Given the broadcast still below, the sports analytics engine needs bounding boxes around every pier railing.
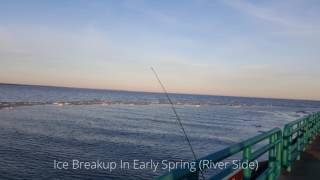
[157,111,320,180]
[157,128,282,180]
[282,112,320,172]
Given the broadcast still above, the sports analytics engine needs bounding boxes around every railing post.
[243,146,251,180]
[317,113,320,134]
[297,122,302,160]
[276,132,282,177]
[318,113,320,133]
[308,116,312,144]
[282,126,291,172]
[302,119,307,151]
[316,114,318,134]
[311,115,315,140]
[268,134,276,180]
[288,127,293,172]
[303,119,307,151]
[313,114,317,139]
[315,113,319,135]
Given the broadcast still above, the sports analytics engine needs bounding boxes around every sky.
[0,0,320,100]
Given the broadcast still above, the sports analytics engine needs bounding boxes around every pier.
[280,135,320,180]
[157,112,320,180]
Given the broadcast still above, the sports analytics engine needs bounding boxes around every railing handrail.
[284,117,305,127]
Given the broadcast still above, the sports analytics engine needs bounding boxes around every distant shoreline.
[0,82,319,102]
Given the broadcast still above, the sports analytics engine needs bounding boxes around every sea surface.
[0,84,320,179]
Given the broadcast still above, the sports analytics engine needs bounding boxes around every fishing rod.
[151,67,205,180]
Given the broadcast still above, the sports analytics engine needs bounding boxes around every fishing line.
[151,67,205,180]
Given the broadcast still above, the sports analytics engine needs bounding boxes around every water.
[0,84,320,179]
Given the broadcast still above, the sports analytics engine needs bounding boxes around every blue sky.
[0,0,320,100]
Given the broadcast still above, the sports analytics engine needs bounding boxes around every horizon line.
[1,82,320,102]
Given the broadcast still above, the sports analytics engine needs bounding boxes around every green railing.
[157,112,320,180]
[157,128,282,180]
[282,112,320,172]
